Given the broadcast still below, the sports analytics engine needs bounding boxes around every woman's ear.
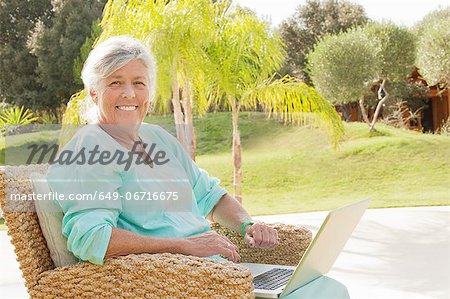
[89,89,98,104]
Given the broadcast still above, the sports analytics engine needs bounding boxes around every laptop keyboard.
[253,268,294,290]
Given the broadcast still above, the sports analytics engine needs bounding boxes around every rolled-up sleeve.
[191,168,227,217]
[62,208,119,265]
[47,132,123,265]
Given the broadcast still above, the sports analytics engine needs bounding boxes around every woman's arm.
[105,228,183,258]
[208,193,279,249]
[105,227,240,262]
[206,193,251,233]
[150,127,277,250]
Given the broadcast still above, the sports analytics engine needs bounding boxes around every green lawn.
[0,129,60,165]
[145,112,449,214]
[0,218,6,231]
[0,112,449,220]
[187,113,449,215]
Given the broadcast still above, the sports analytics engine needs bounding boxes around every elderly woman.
[47,36,278,266]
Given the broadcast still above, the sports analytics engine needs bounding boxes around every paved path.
[1,206,449,299]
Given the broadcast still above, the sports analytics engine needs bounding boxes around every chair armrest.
[212,223,312,266]
[32,253,254,299]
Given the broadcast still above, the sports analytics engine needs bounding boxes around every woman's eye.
[134,81,146,86]
[109,81,120,86]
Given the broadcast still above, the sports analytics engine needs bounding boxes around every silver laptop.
[242,199,371,298]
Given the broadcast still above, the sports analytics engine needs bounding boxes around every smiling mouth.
[116,105,138,111]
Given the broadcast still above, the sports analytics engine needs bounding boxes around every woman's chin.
[99,119,143,127]
[116,120,142,127]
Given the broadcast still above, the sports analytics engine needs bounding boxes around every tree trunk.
[171,69,187,151]
[231,102,242,203]
[182,83,196,160]
[359,96,370,124]
[369,80,389,132]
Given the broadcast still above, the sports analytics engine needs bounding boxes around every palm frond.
[60,90,89,147]
[243,76,345,147]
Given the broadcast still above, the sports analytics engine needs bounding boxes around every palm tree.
[203,5,345,202]
[62,0,344,203]
[99,0,219,159]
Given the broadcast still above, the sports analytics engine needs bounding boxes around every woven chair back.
[0,164,54,293]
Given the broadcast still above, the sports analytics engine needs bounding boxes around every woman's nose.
[122,84,136,98]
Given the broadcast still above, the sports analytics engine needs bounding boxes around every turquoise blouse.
[47,124,227,265]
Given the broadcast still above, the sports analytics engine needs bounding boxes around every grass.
[0,218,6,231]
[147,112,449,214]
[0,112,449,219]
[0,129,60,165]
[183,113,449,215]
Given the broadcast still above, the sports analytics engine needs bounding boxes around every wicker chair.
[0,164,312,299]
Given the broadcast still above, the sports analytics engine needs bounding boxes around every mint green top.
[275,276,349,299]
[47,124,227,265]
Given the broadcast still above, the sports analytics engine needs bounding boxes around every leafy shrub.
[38,112,58,124]
[0,106,39,135]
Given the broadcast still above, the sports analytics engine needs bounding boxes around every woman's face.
[92,60,150,126]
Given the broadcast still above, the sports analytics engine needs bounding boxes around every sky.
[233,0,449,28]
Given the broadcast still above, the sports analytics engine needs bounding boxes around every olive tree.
[307,28,378,124]
[363,22,416,131]
[278,0,368,83]
[308,22,417,131]
[415,8,450,88]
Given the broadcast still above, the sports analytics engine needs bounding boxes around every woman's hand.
[181,231,240,263]
[244,223,279,249]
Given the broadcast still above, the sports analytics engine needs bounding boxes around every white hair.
[81,35,157,102]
